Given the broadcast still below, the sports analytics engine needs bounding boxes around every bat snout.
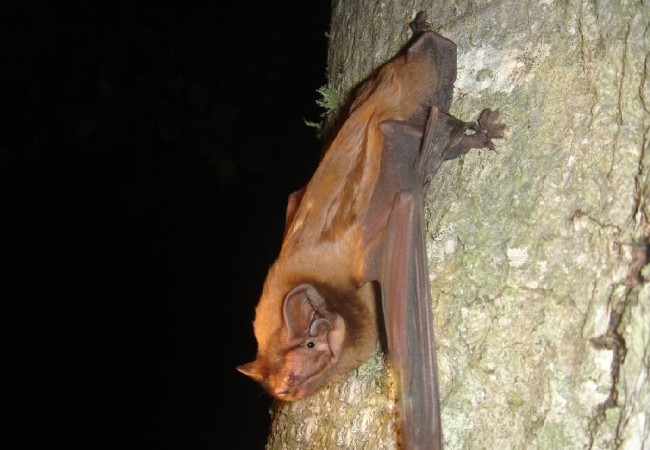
[270,372,301,399]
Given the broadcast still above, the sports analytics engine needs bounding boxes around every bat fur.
[238,11,505,449]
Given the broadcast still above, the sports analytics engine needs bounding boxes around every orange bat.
[238,11,505,449]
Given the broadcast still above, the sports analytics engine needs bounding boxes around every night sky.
[3,2,331,448]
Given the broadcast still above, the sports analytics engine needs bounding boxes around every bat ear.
[236,360,264,383]
[283,284,331,343]
[309,318,332,338]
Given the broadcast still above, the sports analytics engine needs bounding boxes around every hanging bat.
[238,11,505,450]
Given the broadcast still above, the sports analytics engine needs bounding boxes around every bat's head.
[237,283,346,401]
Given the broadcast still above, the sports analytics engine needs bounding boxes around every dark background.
[3,1,331,448]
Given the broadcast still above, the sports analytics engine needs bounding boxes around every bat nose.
[284,373,296,386]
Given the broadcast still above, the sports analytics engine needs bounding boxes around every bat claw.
[409,11,432,34]
[478,108,507,139]
[476,109,507,151]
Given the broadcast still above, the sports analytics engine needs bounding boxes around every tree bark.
[267,1,650,448]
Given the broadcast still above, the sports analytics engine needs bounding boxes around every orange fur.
[240,23,451,401]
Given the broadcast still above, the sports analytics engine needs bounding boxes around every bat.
[237,11,505,449]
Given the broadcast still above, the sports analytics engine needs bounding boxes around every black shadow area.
[2,2,330,449]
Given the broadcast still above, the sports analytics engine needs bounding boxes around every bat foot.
[409,11,432,34]
[478,108,507,141]
[467,109,507,153]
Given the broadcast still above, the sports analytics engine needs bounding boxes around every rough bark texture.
[267,1,649,449]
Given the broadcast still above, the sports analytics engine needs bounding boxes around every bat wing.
[374,108,448,450]
[366,106,503,449]
[283,187,306,238]
[381,188,441,450]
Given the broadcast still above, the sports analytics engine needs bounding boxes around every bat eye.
[306,341,315,349]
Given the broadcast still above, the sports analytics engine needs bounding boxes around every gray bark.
[267,1,650,449]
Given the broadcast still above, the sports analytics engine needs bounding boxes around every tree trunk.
[267,1,649,448]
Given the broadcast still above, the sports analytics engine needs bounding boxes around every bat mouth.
[272,371,324,401]
[273,386,305,401]
[273,386,292,398]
